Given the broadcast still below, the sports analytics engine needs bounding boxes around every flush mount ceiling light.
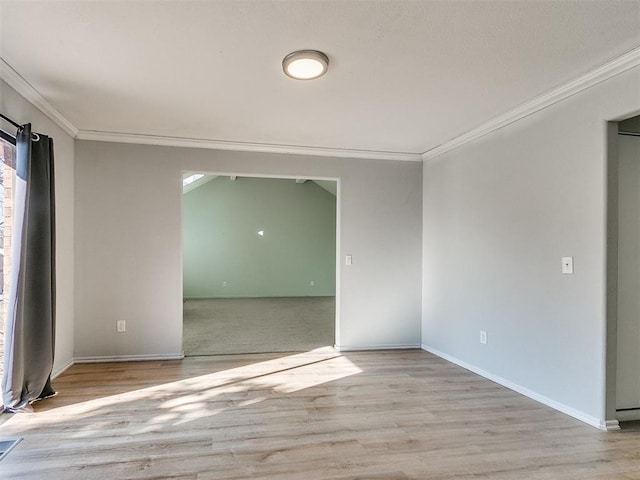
[282,50,329,80]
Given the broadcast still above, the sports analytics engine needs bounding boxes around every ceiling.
[0,1,639,159]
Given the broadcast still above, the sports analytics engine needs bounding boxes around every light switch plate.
[562,256,574,274]
[346,254,352,265]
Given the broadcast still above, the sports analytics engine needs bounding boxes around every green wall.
[183,176,336,298]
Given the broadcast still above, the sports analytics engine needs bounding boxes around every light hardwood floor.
[1,349,639,479]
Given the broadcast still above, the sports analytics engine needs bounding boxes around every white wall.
[616,133,640,410]
[74,142,422,358]
[422,65,640,427]
[0,80,75,376]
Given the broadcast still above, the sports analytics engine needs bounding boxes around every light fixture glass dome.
[282,50,329,80]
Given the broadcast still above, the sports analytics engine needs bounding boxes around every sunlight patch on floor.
[1,348,362,435]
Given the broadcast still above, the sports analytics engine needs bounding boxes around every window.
[0,137,16,380]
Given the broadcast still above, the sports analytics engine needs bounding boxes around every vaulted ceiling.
[183,174,337,197]
[1,1,639,160]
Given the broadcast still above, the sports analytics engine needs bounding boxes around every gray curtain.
[1,123,56,413]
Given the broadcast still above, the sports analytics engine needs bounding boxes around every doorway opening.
[611,114,640,424]
[181,173,338,355]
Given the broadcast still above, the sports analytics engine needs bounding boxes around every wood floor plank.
[1,349,639,479]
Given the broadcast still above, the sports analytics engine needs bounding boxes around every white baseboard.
[605,419,622,430]
[74,353,185,364]
[421,344,612,431]
[334,343,421,352]
[51,359,75,379]
[617,409,640,422]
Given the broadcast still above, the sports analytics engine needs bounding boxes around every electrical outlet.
[480,330,487,345]
[310,281,315,287]
[223,281,228,287]
[117,320,126,333]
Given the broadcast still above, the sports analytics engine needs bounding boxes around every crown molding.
[5,42,640,164]
[0,57,79,138]
[0,55,417,162]
[422,45,640,162]
[76,130,422,162]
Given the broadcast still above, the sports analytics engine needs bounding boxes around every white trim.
[422,45,640,162]
[5,44,640,164]
[617,409,640,422]
[422,344,611,430]
[51,359,74,379]
[0,57,79,138]
[76,130,423,162]
[335,343,421,352]
[334,179,342,348]
[74,353,184,364]
[605,419,622,430]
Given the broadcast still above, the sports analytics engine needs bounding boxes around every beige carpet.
[183,296,335,355]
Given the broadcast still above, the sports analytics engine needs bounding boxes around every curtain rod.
[0,128,16,145]
[0,112,20,129]
[619,131,640,137]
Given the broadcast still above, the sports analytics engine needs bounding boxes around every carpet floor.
[183,296,335,355]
